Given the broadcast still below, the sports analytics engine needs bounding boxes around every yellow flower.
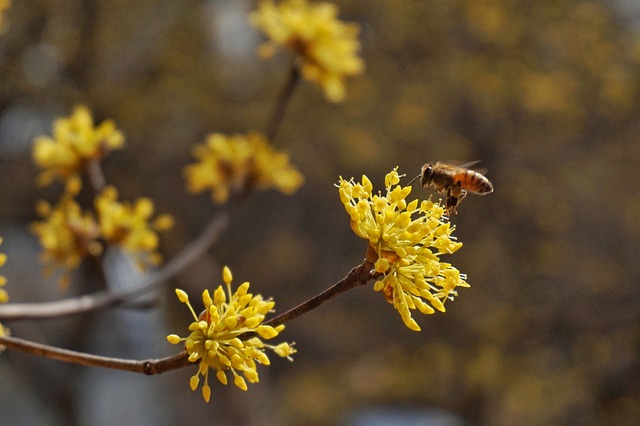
[0,0,10,33]
[0,322,8,352]
[251,0,365,102]
[0,237,6,344]
[0,236,7,303]
[184,132,304,204]
[32,106,125,194]
[95,186,173,269]
[338,168,470,331]
[167,266,296,402]
[31,199,102,288]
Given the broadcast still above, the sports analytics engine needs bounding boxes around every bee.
[411,161,494,215]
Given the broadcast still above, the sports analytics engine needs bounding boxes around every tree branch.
[265,259,375,327]
[265,62,301,141]
[0,211,230,320]
[0,335,190,375]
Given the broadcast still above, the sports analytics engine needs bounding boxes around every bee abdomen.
[458,170,494,194]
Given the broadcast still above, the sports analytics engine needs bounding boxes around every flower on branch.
[250,0,365,102]
[167,266,296,402]
[184,132,304,204]
[338,168,470,331]
[31,188,173,287]
[32,105,125,194]
[95,186,174,270]
[31,198,102,288]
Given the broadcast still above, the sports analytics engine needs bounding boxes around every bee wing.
[457,160,482,168]
[439,160,487,172]
[458,160,489,175]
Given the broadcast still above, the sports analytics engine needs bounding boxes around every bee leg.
[443,188,457,215]
[447,188,467,216]
[446,197,457,215]
[450,182,465,198]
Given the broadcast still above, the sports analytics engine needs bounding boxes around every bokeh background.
[1,0,640,425]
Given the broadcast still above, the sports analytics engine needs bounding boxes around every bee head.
[420,163,434,187]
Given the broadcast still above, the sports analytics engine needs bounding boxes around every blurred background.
[1,0,640,425]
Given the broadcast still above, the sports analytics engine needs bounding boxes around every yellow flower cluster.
[338,168,470,331]
[0,237,7,303]
[95,186,174,269]
[31,199,102,288]
[0,237,7,345]
[31,187,172,287]
[251,0,365,102]
[184,132,304,204]
[167,266,296,402]
[32,106,124,194]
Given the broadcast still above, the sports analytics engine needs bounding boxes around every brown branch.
[0,260,375,374]
[265,62,301,141]
[0,335,190,375]
[265,259,375,327]
[86,158,106,194]
[0,210,230,320]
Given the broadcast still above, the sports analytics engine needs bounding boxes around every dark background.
[1,0,639,425]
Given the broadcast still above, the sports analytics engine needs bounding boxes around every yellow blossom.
[0,323,8,352]
[32,106,125,194]
[31,199,102,288]
[338,168,470,331]
[0,237,7,303]
[167,266,296,402]
[0,0,10,33]
[184,132,304,204]
[95,186,173,269]
[251,0,365,102]
[0,237,6,347]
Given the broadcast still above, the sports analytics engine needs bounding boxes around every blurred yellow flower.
[95,186,173,269]
[32,106,125,194]
[338,168,469,331]
[0,0,10,32]
[31,199,102,288]
[184,132,304,204]
[167,266,296,402]
[0,236,6,350]
[251,0,365,102]
[0,237,7,303]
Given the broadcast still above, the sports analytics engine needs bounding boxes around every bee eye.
[420,165,433,186]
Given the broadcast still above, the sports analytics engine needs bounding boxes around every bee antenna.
[407,173,421,186]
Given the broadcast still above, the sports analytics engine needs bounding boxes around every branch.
[0,335,190,375]
[0,210,230,320]
[265,62,301,141]
[86,158,106,194]
[265,259,375,327]
[0,259,376,372]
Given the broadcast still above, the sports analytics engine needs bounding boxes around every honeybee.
[411,161,494,215]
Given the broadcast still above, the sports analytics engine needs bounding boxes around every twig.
[0,211,230,320]
[0,335,190,375]
[265,62,301,141]
[0,259,376,373]
[86,158,106,194]
[265,259,375,327]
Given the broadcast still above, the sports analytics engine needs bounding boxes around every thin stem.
[265,62,301,141]
[265,259,375,327]
[0,335,190,375]
[86,158,106,194]
[0,210,230,320]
